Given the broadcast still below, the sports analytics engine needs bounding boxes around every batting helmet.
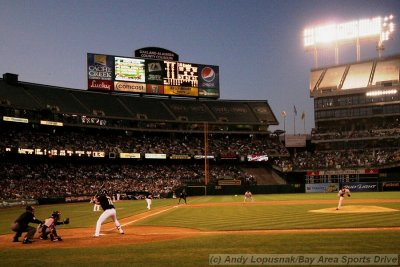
[26,205,35,212]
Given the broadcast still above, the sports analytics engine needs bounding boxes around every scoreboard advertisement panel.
[87,53,219,98]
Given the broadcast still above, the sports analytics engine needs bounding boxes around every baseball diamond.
[1,195,399,252]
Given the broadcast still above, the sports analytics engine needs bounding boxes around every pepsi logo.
[201,67,215,82]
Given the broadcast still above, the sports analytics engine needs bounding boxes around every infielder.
[94,190,124,237]
[178,188,187,204]
[244,191,253,202]
[145,194,152,210]
[336,185,351,210]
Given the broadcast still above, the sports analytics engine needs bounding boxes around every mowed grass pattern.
[136,202,400,230]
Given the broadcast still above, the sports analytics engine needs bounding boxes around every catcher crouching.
[38,211,69,241]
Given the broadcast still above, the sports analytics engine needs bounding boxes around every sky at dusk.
[1,0,399,134]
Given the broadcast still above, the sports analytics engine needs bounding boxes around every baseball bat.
[95,182,106,197]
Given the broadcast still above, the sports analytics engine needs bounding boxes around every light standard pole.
[281,111,287,135]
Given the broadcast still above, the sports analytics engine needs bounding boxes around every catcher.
[38,211,69,241]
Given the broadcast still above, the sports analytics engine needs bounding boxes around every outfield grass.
[0,192,399,267]
[137,202,400,230]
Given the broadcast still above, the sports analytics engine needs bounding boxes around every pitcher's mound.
[310,205,399,213]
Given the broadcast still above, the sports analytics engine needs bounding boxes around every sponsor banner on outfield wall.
[343,182,378,192]
[40,120,63,127]
[119,153,141,159]
[194,155,215,159]
[145,153,167,159]
[218,179,242,186]
[247,155,269,162]
[306,183,339,193]
[169,154,191,160]
[3,116,29,123]
[220,153,238,160]
[65,196,92,203]
[306,169,379,176]
[383,182,400,191]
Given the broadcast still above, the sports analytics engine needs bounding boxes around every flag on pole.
[293,105,297,116]
[301,112,305,120]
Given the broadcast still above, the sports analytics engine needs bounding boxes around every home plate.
[309,205,399,213]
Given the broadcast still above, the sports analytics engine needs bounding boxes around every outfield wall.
[188,181,400,196]
[187,184,305,196]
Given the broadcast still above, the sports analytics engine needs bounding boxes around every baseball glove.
[63,218,70,224]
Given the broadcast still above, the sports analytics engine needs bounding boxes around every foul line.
[105,205,179,231]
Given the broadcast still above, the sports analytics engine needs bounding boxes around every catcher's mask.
[52,211,61,219]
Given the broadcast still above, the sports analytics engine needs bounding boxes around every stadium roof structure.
[0,75,278,133]
[309,54,400,98]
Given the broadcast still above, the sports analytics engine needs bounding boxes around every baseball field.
[0,192,399,267]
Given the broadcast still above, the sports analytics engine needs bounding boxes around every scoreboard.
[87,53,220,99]
[305,169,379,183]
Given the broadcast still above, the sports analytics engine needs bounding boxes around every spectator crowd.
[1,123,400,201]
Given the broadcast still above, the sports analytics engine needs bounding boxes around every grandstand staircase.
[243,167,286,185]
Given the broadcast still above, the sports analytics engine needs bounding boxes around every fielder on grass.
[244,191,254,202]
[145,193,152,210]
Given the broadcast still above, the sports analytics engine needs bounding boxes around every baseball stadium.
[1,20,400,267]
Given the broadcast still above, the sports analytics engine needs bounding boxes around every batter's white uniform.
[94,194,124,237]
[337,187,351,210]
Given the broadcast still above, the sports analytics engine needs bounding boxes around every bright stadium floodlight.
[304,15,395,49]
[304,15,396,66]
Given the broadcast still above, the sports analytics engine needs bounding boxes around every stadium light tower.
[304,15,396,67]
[280,111,287,134]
